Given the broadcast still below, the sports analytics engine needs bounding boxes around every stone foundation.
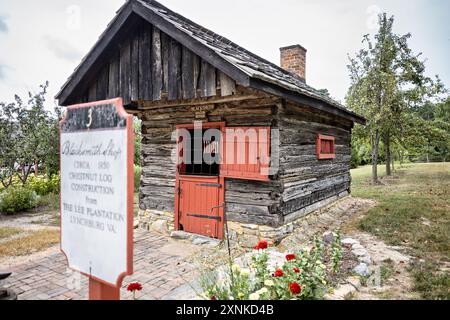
[138,192,349,247]
[227,192,349,247]
[138,209,175,235]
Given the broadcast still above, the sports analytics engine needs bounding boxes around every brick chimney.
[280,44,307,81]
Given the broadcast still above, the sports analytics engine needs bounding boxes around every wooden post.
[89,279,120,300]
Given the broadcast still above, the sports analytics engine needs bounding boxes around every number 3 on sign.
[87,108,93,129]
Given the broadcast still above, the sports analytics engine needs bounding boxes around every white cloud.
[0,65,6,79]
[42,35,83,62]
[0,16,7,33]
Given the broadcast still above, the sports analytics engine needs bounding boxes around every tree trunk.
[391,153,395,173]
[384,133,392,176]
[371,129,380,184]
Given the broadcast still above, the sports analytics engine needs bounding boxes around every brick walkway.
[3,230,198,300]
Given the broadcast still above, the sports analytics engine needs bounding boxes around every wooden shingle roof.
[56,0,365,124]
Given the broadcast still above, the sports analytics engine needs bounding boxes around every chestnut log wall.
[278,102,353,223]
[139,93,283,227]
[139,97,353,228]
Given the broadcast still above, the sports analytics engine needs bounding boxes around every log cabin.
[56,0,365,246]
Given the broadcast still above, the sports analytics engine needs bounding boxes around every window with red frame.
[316,134,336,160]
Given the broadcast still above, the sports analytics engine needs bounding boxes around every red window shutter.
[221,127,271,181]
[317,134,336,160]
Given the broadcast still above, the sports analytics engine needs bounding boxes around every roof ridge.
[141,0,310,82]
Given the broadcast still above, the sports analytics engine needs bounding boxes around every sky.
[0,0,448,108]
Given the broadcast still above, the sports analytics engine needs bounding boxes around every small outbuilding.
[56,0,365,245]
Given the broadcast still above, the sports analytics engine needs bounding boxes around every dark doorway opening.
[180,128,220,176]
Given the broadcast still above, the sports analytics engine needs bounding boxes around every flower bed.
[200,233,348,300]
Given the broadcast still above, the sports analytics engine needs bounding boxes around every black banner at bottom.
[0,300,444,319]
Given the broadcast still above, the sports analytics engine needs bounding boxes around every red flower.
[293,267,300,273]
[253,241,269,250]
[286,254,296,261]
[127,282,143,292]
[272,269,284,277]
[289,282,301,295]
[211,296,217,300]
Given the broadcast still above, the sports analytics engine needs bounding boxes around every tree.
[43,104,63,175]
[317,89,331,98]
[402,96,450,162]
[0,102,20,189]
[347,14,438,182]
[0,82,61,188]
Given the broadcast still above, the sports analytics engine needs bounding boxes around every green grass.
[409,261,450,300]
[351,162,450,299]
[380,259,396,286]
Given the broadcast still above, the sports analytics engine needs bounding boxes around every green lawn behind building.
[351,162,450,299]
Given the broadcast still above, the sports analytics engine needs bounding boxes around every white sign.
[60,99,133,287]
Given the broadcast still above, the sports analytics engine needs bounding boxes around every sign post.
[59,98,134,300]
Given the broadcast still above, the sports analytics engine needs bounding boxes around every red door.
[174,122,270,240]
[178,176,222,239]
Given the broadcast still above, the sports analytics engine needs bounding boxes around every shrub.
[38,192,60,211]
[27,174,60,195]
[0,186,40,215]
[0,175,22,193]
[331,230,343,273]
[134,165,141,193]
[48,174,61,194]
[28,175,50,195]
